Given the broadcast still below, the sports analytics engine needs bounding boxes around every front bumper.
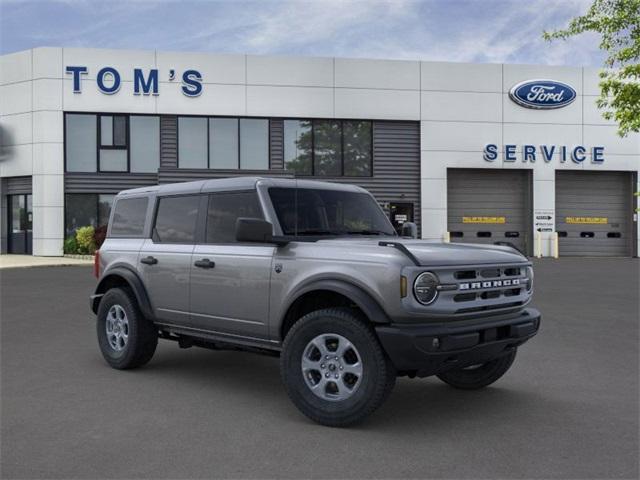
[375,308,541,377]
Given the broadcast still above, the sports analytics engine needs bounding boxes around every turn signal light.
[400,276,407,298]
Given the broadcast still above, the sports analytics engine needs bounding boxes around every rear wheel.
[436,349,517,390]
[280,308,396,427]
[96,287,158,369]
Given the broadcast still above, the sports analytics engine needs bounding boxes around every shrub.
[63,235,78,254]
[93,225,107,250]
[75,226,96,255]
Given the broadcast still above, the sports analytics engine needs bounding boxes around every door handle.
[140,256,158,265]
[194,258,215,269]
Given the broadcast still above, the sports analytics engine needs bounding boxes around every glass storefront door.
[8,194,32,254]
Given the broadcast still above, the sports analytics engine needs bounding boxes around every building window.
[65,113,159,173]
[178,117,208,168]
[178,116,269,170]
[283,120,312,175]
[130,116,160,173]
[152,195,200,243]
[314,120,342,176]
[65,194,115,236]
[284,119,372,177]
[99,115,128,172]
[209,118,238,169]
[240,119,269,170]
[65,114,97,172]
[343,121,372,176]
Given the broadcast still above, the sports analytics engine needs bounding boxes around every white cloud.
[0,0,606,66]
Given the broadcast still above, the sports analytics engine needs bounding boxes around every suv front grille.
[428,264,531,315]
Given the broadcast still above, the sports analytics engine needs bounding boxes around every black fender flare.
[91,265,155,320]
[283,279,391,326]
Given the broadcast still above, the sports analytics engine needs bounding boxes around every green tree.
[543,0,640,136]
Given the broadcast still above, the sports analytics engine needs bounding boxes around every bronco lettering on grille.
[459,279,521,290]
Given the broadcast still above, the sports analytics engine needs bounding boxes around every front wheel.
[436,349,517,390]
[280,308,396,427]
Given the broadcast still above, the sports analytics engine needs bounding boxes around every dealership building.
[0,47,638,257]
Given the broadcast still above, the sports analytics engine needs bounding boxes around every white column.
[532,168,555,257]
[420,147,448,241]
[32,113,64,256]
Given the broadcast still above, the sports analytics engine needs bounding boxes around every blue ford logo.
[509,79,577,109]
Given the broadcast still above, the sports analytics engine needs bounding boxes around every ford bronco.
[91,177,540,426]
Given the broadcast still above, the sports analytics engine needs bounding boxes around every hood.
[316,237,528,266]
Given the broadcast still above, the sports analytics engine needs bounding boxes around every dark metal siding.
[321,121,421,231]
[65,173,158,194]
[556,171,633,257]
[269,119,284,169]
[160,115,178,169]
[6,176,32,195]
[447,169,533,255]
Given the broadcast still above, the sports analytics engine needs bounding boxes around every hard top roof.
[116,177,366,197]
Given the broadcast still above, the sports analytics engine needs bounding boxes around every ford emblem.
[509,79,577,109]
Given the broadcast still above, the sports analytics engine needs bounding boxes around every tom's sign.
[509,79,576,109]
[65,66,203,97]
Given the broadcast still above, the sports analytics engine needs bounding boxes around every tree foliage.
[543,0,640,136]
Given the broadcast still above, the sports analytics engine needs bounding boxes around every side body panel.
[268,242,407,341]
[138,238,194,324]
[189,244,275,339]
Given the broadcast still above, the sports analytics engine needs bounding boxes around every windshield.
[269,187,396,237]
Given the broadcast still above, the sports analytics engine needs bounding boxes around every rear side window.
[110,197,148,237]
[206,191,263,243]
[153,195,200,244]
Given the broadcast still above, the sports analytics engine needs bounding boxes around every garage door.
[447,169,532,255]
[556,171,634,256]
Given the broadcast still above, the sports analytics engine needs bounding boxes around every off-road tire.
[436,349,517,390]
[97,287,158,369]
[280,307,396,427]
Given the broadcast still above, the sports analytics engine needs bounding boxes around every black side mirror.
[236,218,289,245]
[400,221,418,239]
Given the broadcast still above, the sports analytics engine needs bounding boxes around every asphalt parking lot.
[1,259,638,479]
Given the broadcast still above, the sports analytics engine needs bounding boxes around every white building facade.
[1,47,638,257]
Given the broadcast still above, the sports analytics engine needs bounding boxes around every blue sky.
[0,0,604,66]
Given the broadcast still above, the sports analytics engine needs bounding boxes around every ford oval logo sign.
[509,79,577,109]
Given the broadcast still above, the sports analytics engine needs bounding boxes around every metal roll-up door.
[447,169,532,255]
[556,171,633,257]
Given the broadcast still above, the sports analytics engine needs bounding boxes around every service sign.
[509,79,577,109]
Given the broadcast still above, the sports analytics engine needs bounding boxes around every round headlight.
[525,266,534,292]
[413,272,439,305]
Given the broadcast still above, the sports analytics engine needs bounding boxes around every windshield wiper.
[295,229,344,236]
[345,230,392,236]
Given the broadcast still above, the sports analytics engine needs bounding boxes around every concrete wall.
[0,48,64,256]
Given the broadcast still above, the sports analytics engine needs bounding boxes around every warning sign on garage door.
[565,217,608,224]
[534,209,554,232]
[462,216,506,224]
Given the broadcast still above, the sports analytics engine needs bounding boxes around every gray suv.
[91,177,540,426]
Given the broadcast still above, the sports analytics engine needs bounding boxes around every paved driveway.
[1,259,638,479]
